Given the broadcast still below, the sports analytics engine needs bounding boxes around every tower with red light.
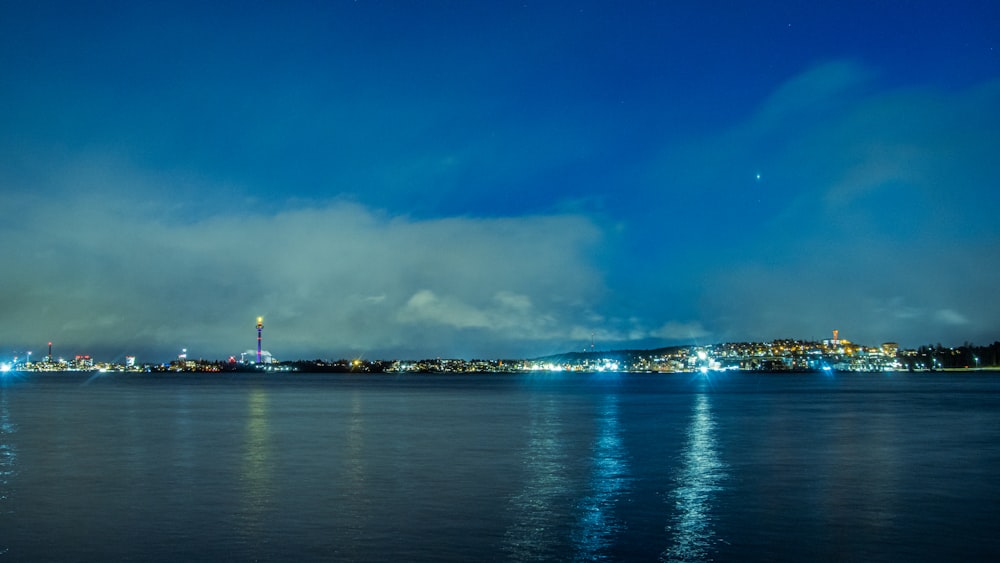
[256,317,264,364]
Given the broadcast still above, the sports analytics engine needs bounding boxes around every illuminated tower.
[48,341,53,362]
[256,317,264,364]
[832,329,839,345]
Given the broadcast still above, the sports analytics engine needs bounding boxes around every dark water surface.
[1,371,998,561]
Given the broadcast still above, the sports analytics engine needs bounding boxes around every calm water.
[1,371,998,561]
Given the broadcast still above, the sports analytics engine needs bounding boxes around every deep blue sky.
[2,1,998,362]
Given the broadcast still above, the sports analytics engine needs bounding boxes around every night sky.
[2,1,998,362]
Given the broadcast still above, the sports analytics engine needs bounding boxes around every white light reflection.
[239,388,273,546]
[663,393,727,562]
[503,398,569,560]
[0,387,17,556]
[573,393,630,560]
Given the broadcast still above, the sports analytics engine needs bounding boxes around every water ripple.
[663,393,727,562]
[0,388,18,556]
[573,394,631,561]
[503,398,569,561]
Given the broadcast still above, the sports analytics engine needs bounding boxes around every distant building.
[241,350,275,364]
[73,355,94,369]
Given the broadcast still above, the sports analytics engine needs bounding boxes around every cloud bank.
[0,164,611,360]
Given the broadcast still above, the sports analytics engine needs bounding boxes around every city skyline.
[2,2,998,361]
[5,324,996,367]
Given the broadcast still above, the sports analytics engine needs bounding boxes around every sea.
[1,371,998,562]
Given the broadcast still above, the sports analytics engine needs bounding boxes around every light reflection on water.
[0,387,16,556]
[345,392,367,493]
[341,391,371,547]
[503,397,569,560]
[1,373,994,561]
[663,392,727,562]
[573,393,630,560]
[239,387,273,544]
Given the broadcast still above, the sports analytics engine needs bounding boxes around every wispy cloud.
[652,321,711,341]
[672,62,1000,346]
[935,309,969,326]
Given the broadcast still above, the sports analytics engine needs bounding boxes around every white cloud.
[493,291,533,312]
[0,168,606,360]
[397,290,492,329]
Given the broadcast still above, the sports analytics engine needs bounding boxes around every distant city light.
[3,333,992,374]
